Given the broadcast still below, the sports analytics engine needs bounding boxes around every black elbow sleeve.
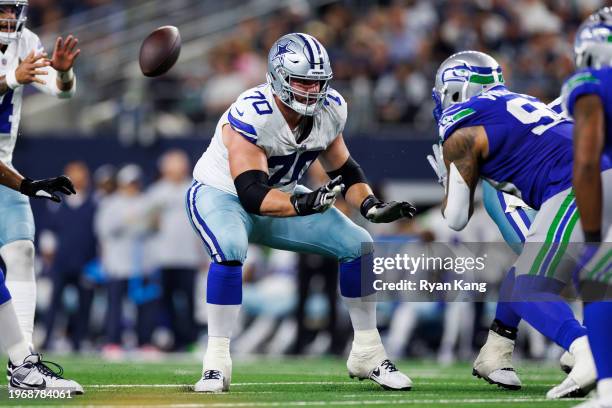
[234,170,271,215]
[326,156,368,196]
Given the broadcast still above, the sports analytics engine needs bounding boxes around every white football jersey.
[194,83,347,194]
[0,28,65,166]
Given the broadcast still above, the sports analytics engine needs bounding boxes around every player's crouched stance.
[186,33,416,393]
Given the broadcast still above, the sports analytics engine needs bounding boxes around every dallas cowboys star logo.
[272,40,297,65]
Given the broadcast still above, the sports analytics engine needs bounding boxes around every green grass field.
[0,355,590,407]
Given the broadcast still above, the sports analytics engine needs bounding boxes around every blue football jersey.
[439,86,580,210]
[563,67,612,157]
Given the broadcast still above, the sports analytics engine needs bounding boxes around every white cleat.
[8,354,84,394]
[547,336,596,399]
[572,396,612,408]
[347,344,412,391]
[472,330,522,390]
[194,369,229,393]
[560,350,575,374]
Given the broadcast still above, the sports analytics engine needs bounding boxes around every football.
[139,25,181,77]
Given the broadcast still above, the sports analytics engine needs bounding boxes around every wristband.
[57,68,74,83]
[360,194,380,218]
[584,230,601,243]
[6,68,20,89]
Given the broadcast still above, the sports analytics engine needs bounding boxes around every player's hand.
[19,175,76,203]
[15,50,50,85]
[290,176,344,216]
[51,35,80,72]
[426,143,447,190]
[361,195,416,223]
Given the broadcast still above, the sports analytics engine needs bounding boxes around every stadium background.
[1,0,602,399]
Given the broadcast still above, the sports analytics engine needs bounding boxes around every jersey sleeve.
[438,100,480,143]
[562,69,604,116]
[22,29,45,55]
[324,88,347,135]
[223,88,272,145]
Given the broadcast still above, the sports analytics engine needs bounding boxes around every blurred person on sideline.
[143,149,205,350]
[40,161,97,352]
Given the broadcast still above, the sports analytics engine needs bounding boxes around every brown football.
[139,25,181,77]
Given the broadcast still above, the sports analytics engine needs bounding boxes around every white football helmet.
[267,33,333,116]
[574,7,612,69]
[0,0,27,45]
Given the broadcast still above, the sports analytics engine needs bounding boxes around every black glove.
[360,194,416,223]
[20,175,76,203]
[291,176,344,216]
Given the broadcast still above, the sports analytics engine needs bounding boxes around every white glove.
[426,143,447,190]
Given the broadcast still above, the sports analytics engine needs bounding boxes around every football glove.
[426,143,447,190]
[20,175,76,203]
[291,176,344,216]
[360,195,416,223]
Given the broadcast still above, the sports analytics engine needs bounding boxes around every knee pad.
[0,240,35,281]
[338,226,373,263]
[207,262,243,305]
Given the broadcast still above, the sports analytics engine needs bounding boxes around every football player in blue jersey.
[562,7,612,408]
[430,51,612,398]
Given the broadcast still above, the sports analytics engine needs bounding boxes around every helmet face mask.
[432,51,504,122]
[267,33,333,116]
[0,0,27,45]
[574,7,612,69]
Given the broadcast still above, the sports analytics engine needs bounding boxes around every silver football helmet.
[432,51,504,122]
[0,0,27,45]
[267,33,333,116]
[574,7,612,69]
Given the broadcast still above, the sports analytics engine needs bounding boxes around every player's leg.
[475,182,533,389]
[251,198,411,391]
[0,186,83,393]
[578,169,612,406]
[186,182,252,392]
[502,187,594,399]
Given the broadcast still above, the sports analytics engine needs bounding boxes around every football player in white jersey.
[188,33,416,393]
[0,1,82,392]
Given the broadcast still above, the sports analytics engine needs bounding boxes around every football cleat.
[472,330,522,390]
[194,369,228,393]
[8,354,84,394]
[560,350,575,374]
[347,344,412,391]
[547,337,596,399]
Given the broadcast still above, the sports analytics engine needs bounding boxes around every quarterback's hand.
[19,175,76,203]
[426,143,447,190]
[291,176,344,216]
[51,35,80,72]
[361,195,416,223]
[15,51,50,85]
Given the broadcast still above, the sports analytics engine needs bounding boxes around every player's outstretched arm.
[320,134,416,223]
[0,160,75,203]
[573,94,605,242]
[49,35,79,96]
[225,125,341,217]
[440,126,485,231]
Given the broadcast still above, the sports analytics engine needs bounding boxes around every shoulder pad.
[323,88,347,135]
[562,69,603,116]
[227,86,275,144]
[438,101,479,143]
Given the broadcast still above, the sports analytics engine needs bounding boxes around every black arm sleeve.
[326,156,368,197]
[234,170,271,215]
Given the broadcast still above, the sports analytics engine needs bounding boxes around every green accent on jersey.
[452,108,475,121]
[586,249,612,282]
[529,191,576,276]
[565,73,600,93]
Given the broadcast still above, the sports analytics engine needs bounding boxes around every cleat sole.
[472,368,521,391]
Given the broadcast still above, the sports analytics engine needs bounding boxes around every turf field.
[0,355,589,407]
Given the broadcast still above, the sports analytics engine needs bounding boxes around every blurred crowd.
[150,0,603,134]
